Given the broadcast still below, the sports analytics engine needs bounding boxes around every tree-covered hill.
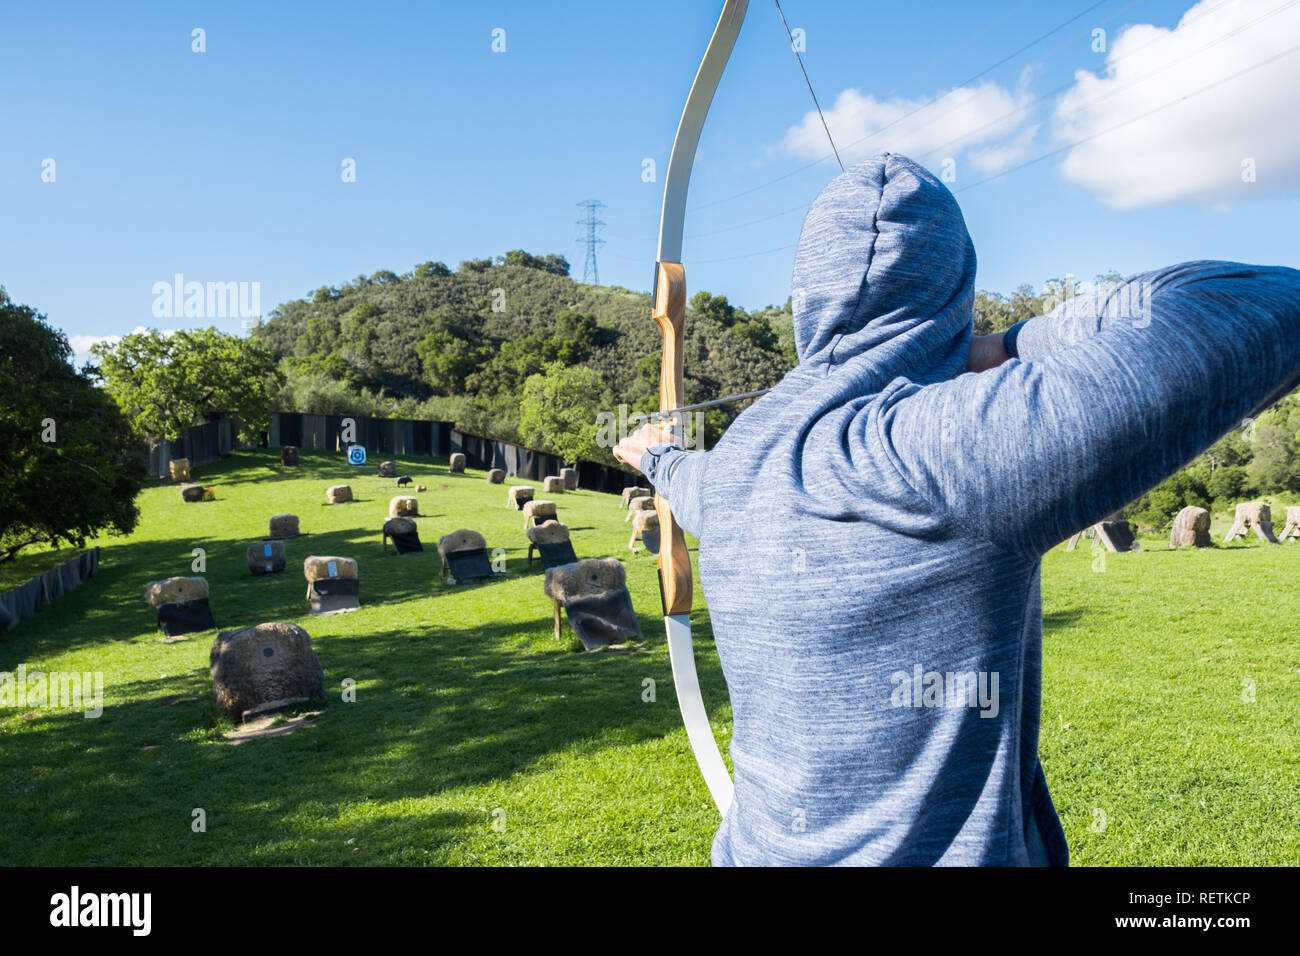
[250,249,1076,451]
[252,251,797,445]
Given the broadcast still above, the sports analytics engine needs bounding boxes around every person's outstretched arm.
[613,425,709,537]
[882,260,1300,556]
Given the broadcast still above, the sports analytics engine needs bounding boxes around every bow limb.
[654,264,734,817]
[652,0,747,818]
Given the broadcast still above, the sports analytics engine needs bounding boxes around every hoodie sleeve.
[639,444,709,538]
[880,261,1300,556]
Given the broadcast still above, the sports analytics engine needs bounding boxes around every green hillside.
[251,254,796,449]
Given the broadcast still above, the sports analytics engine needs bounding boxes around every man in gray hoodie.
[614,152,1300,866]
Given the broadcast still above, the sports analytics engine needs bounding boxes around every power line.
[685,200,810,240]
[608,0,1100,234]
[632,0,1114,265]
[668,0,1264,257]
[680,32,1300,263]
[884,0,1040,97]
[918,0,1278,164]
[828,0,1112,163]
[695,241,798,265]
[617,2,1298,271]
[957,39,1300,192]
[681,28,1300,264]
[575,199,607,284]
[693,0,1116,213]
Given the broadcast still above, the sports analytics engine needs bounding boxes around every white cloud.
[1053,0,1300,208]
[69,326,174,366]
[69,333,121,359]
[781,80,1035,168]
[969,124,1041,174]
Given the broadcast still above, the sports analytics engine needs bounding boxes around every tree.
[0,288,145,561]
[1041,276,1083,315]
[729,316,778,352]
[415,305,491,396]
[553,310,599,357]
[748,297,797,365]
[1128,469,1211,530]
[1130,487,1182,531]
[541,254,571,277]
[1206,464,1250,502]
[973,291,1012,335]
[517,362,611,465]
[1202,428,1252,472]
[415,261,452,278]
[90,328,284,443]
[1245,423,1296,492]
[691,290,778,351]
[691,291,739,327]
[1008,283,1043,323]
[499,250,570,276]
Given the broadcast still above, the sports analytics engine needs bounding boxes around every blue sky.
[2,0,1298,360]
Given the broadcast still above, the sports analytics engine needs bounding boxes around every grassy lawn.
[1040,522,1300,865]
[1,448,1297,865]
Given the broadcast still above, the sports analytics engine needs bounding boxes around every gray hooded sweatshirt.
[641,153,1300,866]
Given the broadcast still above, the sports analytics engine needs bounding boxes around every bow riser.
[653,261,693,618]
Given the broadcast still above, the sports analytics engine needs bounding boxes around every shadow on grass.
[0,523,464,659]
[171,449,452,489]
[1042,607,1089,631]
[0,611,723,864]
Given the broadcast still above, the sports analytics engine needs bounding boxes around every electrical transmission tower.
[575,199,606,284]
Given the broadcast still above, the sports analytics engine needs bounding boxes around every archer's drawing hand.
[966,332,1010,373]
[613,423,679,471]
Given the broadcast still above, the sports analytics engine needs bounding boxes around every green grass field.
[1,449,1297,865]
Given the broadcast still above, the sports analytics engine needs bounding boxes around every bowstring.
[772,0,845,172]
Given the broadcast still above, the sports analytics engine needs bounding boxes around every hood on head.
[790,153,977,385]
